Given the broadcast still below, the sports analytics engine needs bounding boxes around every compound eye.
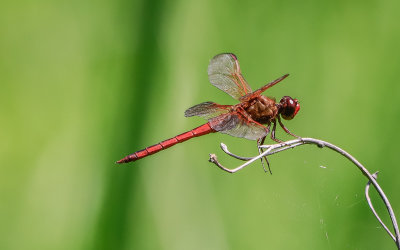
[293,99,300,117]
[280,96,300,120]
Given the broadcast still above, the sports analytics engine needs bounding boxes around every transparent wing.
[209,112,268,140]
[208,53,252,100]
[184,102,231,119]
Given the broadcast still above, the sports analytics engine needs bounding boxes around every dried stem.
[365,172,396,242]
[208,137,400,249]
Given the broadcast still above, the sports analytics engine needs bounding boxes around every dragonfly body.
[117,53,300,164]
[116,123,215,163]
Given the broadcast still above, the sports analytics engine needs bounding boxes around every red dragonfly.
[117,53,300,164]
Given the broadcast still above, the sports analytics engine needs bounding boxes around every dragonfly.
[117,53,300,164]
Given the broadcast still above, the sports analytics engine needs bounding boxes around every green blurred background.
[1,0,400,249]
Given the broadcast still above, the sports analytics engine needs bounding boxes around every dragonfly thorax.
[244,95,278,124]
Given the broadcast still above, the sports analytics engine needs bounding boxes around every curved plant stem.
[208,137,400,249]
[365,172,396,242]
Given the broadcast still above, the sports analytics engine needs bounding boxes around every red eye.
[280,96,300,120]
[293,99,300,116]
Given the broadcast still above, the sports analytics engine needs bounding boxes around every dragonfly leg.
[257,125,272,174]
[277,116,301,139]
[271,119,284,143]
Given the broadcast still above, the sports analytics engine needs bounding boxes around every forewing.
[184,102,231,119]
[209,113,268,140]
[208,53,252,100]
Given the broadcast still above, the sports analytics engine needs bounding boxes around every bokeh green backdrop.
[1,0,400,249]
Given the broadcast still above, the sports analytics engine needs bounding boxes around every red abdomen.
[116,123,215,164]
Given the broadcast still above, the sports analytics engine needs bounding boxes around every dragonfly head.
[279,96,300,120]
